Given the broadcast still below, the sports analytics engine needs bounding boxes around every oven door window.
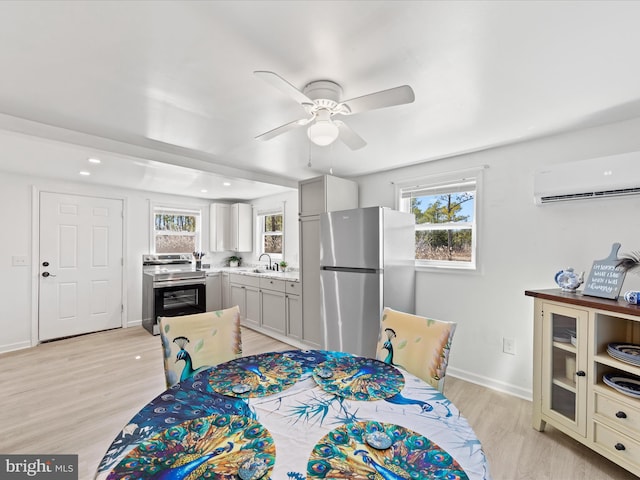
[154,283,206,318]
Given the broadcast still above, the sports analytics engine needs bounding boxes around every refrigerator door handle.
[320,266,378,274]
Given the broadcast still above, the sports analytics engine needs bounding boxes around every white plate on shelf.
[553,329,576,343]
[603,373,640,398]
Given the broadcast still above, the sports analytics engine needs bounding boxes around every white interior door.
[39,192,123,341]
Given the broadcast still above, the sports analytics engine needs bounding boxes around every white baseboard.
[447,365,533,402]
[126,318,142,328]
[0,340,32,355]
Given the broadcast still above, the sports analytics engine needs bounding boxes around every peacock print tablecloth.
[95,350,491,479]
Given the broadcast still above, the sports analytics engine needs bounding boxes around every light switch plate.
[12,255,29,266]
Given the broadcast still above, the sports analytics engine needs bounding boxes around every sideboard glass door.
[541,302,588,436]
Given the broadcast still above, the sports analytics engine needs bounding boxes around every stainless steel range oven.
[142,254,206,335]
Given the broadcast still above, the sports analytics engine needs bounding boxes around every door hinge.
[121,304,124,313]
[121,257,124,266]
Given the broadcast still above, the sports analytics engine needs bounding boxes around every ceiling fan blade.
[255,117,312,141]
[339,85,415,115]
[335,120,367,150]
[254,70,314,105]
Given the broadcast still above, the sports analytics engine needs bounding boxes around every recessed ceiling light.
[201,189,208,193]
[88,157,101,164]
[79,171,91,176]
[223,182,231,187]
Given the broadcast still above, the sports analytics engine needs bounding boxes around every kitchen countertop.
[201,266,300,282]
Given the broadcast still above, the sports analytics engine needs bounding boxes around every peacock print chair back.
[159,306,242,388]
[375,307,456,392]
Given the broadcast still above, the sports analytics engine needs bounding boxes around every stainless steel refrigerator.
[320,206,415,357]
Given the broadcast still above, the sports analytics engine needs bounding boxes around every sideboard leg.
[532,416,546,432]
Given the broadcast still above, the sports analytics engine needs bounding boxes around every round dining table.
[96,350,491,479]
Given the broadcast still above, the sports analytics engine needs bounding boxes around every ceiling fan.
[254,71,415,150]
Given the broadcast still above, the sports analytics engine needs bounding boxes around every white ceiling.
[1,1,640,200]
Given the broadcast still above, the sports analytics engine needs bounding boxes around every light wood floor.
[0,327,637,480]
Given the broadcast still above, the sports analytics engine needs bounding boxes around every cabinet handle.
[575,371,586,377]
[614,443,626,451]
[615,411,627,419]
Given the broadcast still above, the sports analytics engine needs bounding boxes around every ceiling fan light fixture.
[307,120,339,146]
[307,109,339,146]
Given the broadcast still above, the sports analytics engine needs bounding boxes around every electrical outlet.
[503,337,516,355]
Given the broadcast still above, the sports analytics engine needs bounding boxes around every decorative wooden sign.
[582,243,627,300]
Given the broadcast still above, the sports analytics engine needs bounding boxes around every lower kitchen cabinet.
[205,272,222,312]
[230,273,260,328]
[260,278,286,335]
[221,272,230,309]
[229,272,302,345]
[526,289,640,478]
[286,284,302,341]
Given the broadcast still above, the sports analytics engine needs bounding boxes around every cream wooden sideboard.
[526,289,640,477]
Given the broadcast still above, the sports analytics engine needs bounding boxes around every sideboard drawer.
[593,421,640,470]
[594,392,640,435]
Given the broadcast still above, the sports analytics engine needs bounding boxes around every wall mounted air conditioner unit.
[533,151,640,205]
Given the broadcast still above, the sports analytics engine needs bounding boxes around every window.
[258,210,283,259]
[152,206,201,254]
[398,170,480,269]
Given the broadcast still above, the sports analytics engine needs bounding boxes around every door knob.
[42,272,56,277]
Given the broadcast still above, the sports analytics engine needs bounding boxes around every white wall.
[0,169,299,353]
[246,190,299,268]
[355,117,640,399]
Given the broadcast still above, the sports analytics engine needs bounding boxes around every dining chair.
[159,305,242,388]
[376,307,457,392]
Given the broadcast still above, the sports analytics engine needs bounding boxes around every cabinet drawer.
[260,277,286,292]
[594,391,640,435]
[593,421,640,469]
[229,273,260,287]
[285,281,301,295]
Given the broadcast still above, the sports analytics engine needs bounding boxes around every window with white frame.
[397,170,480,269]
[152,205,202,254]
[257,209,283,259]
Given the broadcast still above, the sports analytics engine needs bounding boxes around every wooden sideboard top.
[525,288,640,317]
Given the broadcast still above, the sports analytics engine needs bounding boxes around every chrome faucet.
[258,253,272,270]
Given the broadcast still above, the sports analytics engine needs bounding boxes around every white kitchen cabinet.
[221,272,230,309]
[210,203,230,252]
[228,272,302,345]
[299,175,359,217]
[205,272,222,312]
[298,175,358,349]
[527,289,640,478]
[230,273,260,328]
[299,216,322,348]
[210,202,252,252]
[230,203,253,252]
[285,280,302,341]
[260,277,286,335]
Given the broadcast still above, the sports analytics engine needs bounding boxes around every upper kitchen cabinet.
[230,203,253,252]
[210,202,252,252]
[298,175,358,217]
[210,203,230,252]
